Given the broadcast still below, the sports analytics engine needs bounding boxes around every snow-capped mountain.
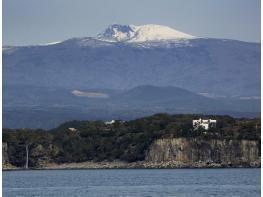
[3,24,260,128]
[3,30,259,97]
[97,24,194,42]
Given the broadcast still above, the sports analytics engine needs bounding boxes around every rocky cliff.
[2,142,16,169]
[145,138,260,167]
[2,138,260,169]
[2,142,9,165]
[3,114,261,169]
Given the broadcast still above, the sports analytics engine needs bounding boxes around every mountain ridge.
[3,24,260,48]
[3,37,260,97]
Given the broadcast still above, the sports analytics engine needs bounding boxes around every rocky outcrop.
[2,137,260,170]
[30,144,60,167]
[145,138,260,167]
[2,142,17,169]
[2,142,9,164]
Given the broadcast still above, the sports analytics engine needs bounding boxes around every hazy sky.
[3,0,261,45]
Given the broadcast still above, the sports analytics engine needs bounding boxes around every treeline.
[3,114,261,167]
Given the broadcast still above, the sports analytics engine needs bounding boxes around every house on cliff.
[193,118,216,130]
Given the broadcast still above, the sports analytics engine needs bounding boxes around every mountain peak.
[97,24,194,42]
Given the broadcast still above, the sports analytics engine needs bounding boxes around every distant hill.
[3,85,260,128]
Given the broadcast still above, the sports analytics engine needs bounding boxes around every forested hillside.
[3,114,260,168]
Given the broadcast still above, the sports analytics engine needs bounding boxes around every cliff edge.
[146,138,260,167]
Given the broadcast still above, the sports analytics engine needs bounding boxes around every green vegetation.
[3,114,261,167]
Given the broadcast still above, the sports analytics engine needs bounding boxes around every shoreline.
[3,160,260,171]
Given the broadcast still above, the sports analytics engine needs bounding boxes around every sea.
[3,168,260,197]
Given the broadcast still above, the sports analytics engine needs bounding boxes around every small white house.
[193,118,216,130]
[68,127,77,132]
[105,120,116,125]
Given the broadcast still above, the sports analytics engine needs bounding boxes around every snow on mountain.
[42,41,62,46]
[3,37,260,97]
[72,90,109,98]
[3,24,260,98]
[97,24,194,42]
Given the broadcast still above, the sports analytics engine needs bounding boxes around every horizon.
[3,0,261,46]
[3,23,261,47]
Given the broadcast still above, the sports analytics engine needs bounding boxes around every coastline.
[3,160,261,171]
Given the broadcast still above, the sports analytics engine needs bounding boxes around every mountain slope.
[3,37,260,97]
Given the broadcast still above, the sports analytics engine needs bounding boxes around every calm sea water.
[3,168,260,197]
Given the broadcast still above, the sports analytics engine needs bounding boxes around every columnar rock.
[146,138,259,165]
[2,142,9,165]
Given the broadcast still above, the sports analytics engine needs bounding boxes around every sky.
[3,0,261,46]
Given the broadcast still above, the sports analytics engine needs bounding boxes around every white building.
[105,120,116,125]
[193,118,216,130]
[68,127,77,132]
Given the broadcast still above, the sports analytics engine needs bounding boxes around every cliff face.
[2,138,260,169]
[146,138,260,166]
[2,142,17,169]
[2,142,9,164]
